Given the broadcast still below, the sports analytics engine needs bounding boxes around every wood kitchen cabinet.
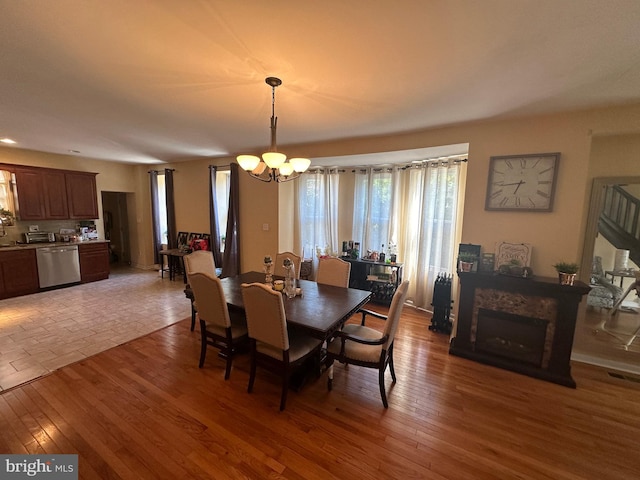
[0,249,39,299]
[66,172,98,219]
[78,242,110,283]
[12,166,98,220]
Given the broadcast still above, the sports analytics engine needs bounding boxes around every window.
[353,168,395,254]
[155,173,168,245]
[296,170,339,258]
[215,169,231,250]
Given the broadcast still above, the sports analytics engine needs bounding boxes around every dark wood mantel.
[450,272,590,387]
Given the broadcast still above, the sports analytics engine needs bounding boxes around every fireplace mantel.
[450,272,590,387]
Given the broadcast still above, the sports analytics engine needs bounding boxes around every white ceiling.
[1,0,640,166]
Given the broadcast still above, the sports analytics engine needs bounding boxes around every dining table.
[219,271,372,341]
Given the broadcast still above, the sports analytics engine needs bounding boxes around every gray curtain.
[221,164,240,278]
[209,165,223,266]
[165,168,177,249]
[149,170,161,264]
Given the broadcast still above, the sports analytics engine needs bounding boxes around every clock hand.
[513,180,524,194]
[502,181,526,186]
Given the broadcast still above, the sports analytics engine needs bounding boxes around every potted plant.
[553,261,579,285]
[0,207,14,226]
[458,252,476,272]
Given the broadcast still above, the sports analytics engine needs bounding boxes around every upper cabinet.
[65,172,98,219]
[11,165,98,221]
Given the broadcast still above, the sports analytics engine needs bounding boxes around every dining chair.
[183,250,217,331]
[189,272,248,379]
[316,257,351,288]
[241,282,323,411]
[326,280,410,408]
[274,251,302,279]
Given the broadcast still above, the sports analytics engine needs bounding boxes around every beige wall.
[4,102,640,277]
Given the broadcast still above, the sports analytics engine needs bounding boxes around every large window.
[297,169,339,258]
[155,173,168,245]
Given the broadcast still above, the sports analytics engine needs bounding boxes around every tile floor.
[0,266,190,392]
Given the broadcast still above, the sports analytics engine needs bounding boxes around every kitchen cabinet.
[13,168,47,220]
[66,172,98,219]
[0,249,39,299]
[12,166,98,220]
[344,258,403,306]
[78,242,110,283]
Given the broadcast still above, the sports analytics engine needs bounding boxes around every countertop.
[0,239,110,252]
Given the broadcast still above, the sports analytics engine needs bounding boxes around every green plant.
[458,252,476,262]
[553,262,579,274]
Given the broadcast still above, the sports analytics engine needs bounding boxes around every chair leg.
[224,352,232,380]
[388,347,396,383]
[190,302,196,331]
[198,320,207,368]
[378,366,389,408]
[327,363,334,391]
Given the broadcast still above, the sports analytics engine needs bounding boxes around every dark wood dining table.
[219,271,372,340]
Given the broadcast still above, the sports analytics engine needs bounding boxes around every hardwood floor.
[1,305,639,479]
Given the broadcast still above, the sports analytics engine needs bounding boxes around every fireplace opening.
[475,308,548,367]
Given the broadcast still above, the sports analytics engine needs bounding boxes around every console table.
[450,272,590,387]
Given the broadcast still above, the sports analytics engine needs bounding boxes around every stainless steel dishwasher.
[36,245,82,288]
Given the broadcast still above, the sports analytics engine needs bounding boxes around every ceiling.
[2,1,640,167]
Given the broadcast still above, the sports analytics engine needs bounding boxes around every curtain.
[396,160,462,308]
[352,167,398,255]
[209,165,223,266]
[165,169,177,249]
[149,170,161,264]
[221,163,240,278]
[296,169,340,270]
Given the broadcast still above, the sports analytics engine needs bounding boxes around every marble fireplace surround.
[471,288,557,369]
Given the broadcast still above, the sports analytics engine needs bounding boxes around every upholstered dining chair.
[241,282,323,411]
[189,272,248,379]
[316,257,351,288]
[326,280,409,408]
[274,251,302,279]
[183,250,217,331]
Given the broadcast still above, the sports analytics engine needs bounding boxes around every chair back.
[189,272,230,329]
[382,281,409,349]
[184,250,216,282]
[241,283,289,351]
[274,252,302,279]
[316,257,351,288]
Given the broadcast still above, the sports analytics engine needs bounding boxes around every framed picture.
[177,231,188,248]
[495,242,532,269]
[485,152,560,212]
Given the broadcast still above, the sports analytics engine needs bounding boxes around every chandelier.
[236,77,311,182]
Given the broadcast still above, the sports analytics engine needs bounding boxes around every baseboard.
[571,351,640,375]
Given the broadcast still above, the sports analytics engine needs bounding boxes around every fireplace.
[450,272,590,387]
[475,308,548,367]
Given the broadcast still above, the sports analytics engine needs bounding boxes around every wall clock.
[485,152,560,212]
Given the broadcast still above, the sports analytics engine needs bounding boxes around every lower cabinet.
[0,249,39,299]
[78,243,110,283]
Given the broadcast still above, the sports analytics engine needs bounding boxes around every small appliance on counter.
[23,231,55,244]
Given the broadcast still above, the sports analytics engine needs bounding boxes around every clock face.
[485,153,560,211]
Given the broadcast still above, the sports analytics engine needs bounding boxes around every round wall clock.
[485,152,560,212]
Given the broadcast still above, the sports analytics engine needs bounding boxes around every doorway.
[102,191,131,265]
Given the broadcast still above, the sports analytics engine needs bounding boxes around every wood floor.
[1,305,639,479]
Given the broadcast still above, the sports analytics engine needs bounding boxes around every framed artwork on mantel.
[495,242,532,269]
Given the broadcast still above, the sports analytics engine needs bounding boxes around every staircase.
[598,185,640,266]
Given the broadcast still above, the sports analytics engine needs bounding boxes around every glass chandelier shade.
[236,77,311,183]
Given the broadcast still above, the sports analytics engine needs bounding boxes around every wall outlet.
[262,223,269,231]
